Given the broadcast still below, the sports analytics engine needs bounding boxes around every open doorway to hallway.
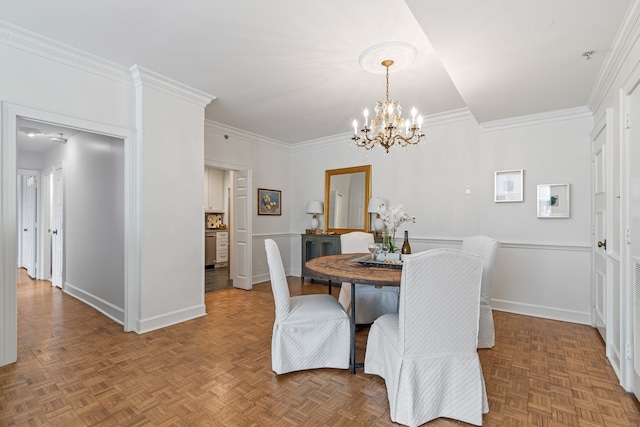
[16,117,126,321]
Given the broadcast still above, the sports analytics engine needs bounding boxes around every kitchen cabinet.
[301,234,341,281]
[205,230,229,267]
[216,231,228,264]
[204,167,224,212]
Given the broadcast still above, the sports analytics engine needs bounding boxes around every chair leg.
[328,280,332,295]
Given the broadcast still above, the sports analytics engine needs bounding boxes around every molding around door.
[0,102,137,367]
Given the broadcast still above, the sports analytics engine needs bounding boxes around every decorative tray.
[355,255,403,269]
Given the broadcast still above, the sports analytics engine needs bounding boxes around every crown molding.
[0,19,132,84]
[290,132,350,153]
[588,0,640,113]
[204,119,291,152]
[422,107,476,127]
[479,106,593,133]
[130,66,214,108]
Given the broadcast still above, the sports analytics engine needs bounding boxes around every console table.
[300,234,341,281]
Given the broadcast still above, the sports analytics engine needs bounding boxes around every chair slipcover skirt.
[364,249,488,426]
[365,314,488,426]
[265,238,350,375]
[272,294,350,374]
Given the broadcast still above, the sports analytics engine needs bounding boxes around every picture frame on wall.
[494,169,524,202]
[537,183,570,218]
[258,188,281,215]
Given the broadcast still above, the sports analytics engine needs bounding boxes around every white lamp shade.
[307,200,324,214]
[368,197,387,213]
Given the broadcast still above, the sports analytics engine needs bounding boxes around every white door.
[592,114,609,341]
[22,175,37,278]
[51,166,64,289]
[629,86,640,398]
[232,169,252,290]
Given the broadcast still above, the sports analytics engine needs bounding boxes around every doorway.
[205,167,232,293]
[1,103,136,367]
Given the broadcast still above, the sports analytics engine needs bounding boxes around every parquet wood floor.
[2,270,640,426]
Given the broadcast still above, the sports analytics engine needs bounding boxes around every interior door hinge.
[626,112,631,129]
[627,228,632,244]
[627,342,632,360]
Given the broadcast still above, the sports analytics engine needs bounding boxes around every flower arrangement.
[377,203,416,252]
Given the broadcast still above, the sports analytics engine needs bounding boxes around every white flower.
[377,203,416,234]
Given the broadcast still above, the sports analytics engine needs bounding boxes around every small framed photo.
[495,169,523,202]
[537,184,570,218]
[258,188,281,215]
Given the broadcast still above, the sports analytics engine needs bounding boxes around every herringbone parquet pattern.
[1,269,639,426]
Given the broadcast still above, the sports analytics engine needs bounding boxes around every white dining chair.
[264,239,350,374]
[462,235,500,349]
[337,232,399,324]
[365,249,488,426]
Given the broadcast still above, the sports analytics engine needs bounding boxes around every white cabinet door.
[216,231,228,263]
[205,167,224,211]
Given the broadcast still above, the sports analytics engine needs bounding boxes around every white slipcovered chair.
[462,235,500,349]
[337,232,399,324]
[364,249,488,426]
[264,239,350,374]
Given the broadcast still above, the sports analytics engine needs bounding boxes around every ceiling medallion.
[351,42,424,153]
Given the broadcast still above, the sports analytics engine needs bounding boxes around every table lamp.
[307,200,324,230]
[368,197,387,232]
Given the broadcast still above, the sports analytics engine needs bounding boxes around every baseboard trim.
[136,304,206,334]
[64,281,125,325]
[492,298,591,325]
[252,272,271,285]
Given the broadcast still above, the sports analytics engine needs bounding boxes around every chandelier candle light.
[352,58,425,153]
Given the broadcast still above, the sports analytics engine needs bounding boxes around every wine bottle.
[401,230,411,255]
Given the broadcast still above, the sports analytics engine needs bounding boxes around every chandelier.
[352,59,424,153]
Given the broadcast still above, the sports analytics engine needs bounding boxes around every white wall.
[478,116,593,321]
[132,67,211,332]
[38,133,126,321]
[16,151,44,170]
[289,112,593,324]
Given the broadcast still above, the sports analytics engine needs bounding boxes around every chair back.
[399,249,483,356]
[264,239,290,319]
[340,232,374,254]
[461,235,499,305]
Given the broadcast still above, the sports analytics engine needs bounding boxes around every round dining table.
[305,253,402,374]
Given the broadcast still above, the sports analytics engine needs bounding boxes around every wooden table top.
[305,254,402,287]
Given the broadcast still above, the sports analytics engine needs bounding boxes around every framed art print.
[537,184,570,218]
[495,169,523,202]
[258,188,281,215]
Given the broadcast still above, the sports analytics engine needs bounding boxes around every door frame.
[591,109,617,369]
[17,170,41,278]
[621,64,640,395]
[0,102,138,366]
[204,159,253,289]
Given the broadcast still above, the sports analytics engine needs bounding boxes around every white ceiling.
[17,118,79,154]
[0,0,632,144]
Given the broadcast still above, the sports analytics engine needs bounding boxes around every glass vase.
[382,225,396,253]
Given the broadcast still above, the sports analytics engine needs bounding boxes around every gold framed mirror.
[324,165,371,233]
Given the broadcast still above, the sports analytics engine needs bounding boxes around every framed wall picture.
[258,188,281,215]
[494,169,523,202]
[537,184,570,218]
